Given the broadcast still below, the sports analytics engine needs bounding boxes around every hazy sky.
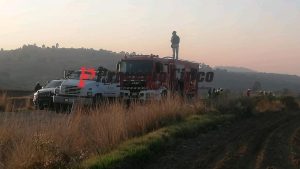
[0,0,299,75]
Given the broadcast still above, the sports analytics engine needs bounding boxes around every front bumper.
[120,90,161,101]
[33,95,53,105]
[53,95,93,105]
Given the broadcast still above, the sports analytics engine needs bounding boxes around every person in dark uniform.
[34,82,42,92]
[247,89,251,97]
[171,31,180,60]
[208,88,212,98]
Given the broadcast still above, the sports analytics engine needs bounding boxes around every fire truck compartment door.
[103,83,120,97]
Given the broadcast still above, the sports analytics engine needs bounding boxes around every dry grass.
[0,96,203,169]
[2,92,294,169]
[0,92,8,112]
[0,92,33,112]
[255,98,284,113]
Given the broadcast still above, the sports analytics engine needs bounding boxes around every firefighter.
[212,88,216,97]
[34,82,42,92]
[247,89,251,97]
[208,88,212,98]
[171,31,180,60]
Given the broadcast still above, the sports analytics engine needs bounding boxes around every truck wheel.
[38,103,44,110]
[93,94,103,104]
[48,101,55,111]
[161,90,168,98]
[65,105,72,114]
[125,99,131,108]
[54,103,62,113]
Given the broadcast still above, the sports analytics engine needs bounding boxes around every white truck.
[53,67,120,108]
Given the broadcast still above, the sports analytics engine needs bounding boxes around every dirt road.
[127,111,300,169]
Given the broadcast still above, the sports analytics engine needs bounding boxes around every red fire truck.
[117,55,199,100]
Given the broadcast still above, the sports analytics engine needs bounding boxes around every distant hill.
[0,45,123,90]
[203,66,300,93]
[207,69,300,93]
[0,45,299,93]
[215,66,257,73]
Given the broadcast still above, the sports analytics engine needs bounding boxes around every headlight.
[33,92,38,100]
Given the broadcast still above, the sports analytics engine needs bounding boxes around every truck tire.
[125,99,131,108]
[38,103,44,110]
[48,101,55,111]
[54,103,71,113]
[93,94,103,104]
[161,90,168,98]
[54,103,62,113]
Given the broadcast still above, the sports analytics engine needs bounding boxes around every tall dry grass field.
[0,92,8,112]
[0,96,203,169]
[255,98,284,113]
[0,92,33,112]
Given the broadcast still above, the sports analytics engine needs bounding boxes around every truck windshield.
[68,71,97,81]
[45,80,63,88]
[120,60,153,74]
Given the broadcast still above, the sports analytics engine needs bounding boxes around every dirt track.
[131,111,300,169]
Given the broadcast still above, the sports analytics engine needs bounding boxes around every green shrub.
[216,97,254,118]
[280,96,299,111]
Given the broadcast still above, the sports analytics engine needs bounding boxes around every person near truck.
[171,31,180,60]
[34,82,42,92]
[247,89,251,97]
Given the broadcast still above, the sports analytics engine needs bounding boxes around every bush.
[254,96,284,113]
[216,97,254,118]
[280,96,299,111]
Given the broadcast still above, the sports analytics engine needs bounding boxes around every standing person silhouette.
[171,31,180,60]
[34,82,42,92]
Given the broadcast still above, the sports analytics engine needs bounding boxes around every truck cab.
[53,67,120,106]
[33,80,63,110]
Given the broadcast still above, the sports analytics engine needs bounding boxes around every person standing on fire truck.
[171,31,180,60]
